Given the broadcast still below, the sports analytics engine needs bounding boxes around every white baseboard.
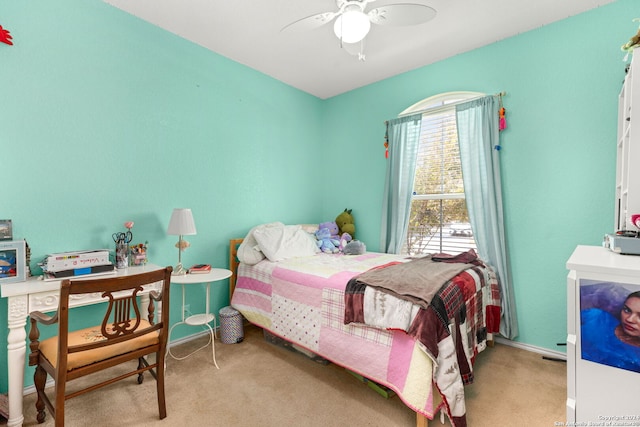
[167,329,212,348]
[20,332,563,397]
[494,336,567,361]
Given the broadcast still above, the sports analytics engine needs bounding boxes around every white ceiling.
[103,0,616,99]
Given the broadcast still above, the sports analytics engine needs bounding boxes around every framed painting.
[580,279,640,373]
[0,219,12,240]
[0,239,26,284]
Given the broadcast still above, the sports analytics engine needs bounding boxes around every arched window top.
[399,91,484,117]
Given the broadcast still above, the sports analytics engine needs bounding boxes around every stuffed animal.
[315,227,340,253]
[343,240,366,255]
[622,19,640,59]
[319,221,340,240]
[335,209,355,238]
[623,32,640,53]
[338,233,352,252]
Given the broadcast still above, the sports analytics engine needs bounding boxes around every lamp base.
[172,262,187,276]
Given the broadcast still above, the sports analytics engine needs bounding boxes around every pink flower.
[124,221,134,230]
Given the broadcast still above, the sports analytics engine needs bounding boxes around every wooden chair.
[28,266,172,426]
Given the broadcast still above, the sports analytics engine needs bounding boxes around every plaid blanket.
[344,253,501,427]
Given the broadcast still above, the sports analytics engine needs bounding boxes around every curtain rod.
[395,91,506,119]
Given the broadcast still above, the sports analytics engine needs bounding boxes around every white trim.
[494,336,567,361]
[166,329,213,349]
[20,331,565,398]
[399,91,485,117]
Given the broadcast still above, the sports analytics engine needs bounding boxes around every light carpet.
[4,324,566,426]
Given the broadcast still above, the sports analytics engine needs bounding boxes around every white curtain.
[380,114,422,254]
[456,95,518,340]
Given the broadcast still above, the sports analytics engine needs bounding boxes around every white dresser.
[566,245,640,423]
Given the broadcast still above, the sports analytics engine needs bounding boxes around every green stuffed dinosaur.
[335,209,355,239]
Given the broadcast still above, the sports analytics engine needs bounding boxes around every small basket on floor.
[219,306,244,344]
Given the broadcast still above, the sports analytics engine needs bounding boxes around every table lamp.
[167,208,197,275]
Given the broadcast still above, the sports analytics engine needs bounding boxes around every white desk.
[167,269,232,369]
[0,263,164,427]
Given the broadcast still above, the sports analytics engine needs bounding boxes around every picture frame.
[0,219,12,240]
[0,239,26,284]
[580,279,640,373]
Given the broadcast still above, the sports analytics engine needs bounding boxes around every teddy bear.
[343,240,366,255]
[335,209,355,238]
[315,227,340,253]
[622,19,640,57]
[338,232,352,252]
[318,221,340,240]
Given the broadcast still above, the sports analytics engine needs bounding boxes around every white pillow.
[299,224,319,234]
[253,223,319,262]
[237,222,283,265]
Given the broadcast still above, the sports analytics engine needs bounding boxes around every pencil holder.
[115,243,128,269]
[129,243,148,266]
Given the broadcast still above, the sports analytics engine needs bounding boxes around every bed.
[228,224,501,427]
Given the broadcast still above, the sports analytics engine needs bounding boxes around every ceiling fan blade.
[281,11,338,33]
[368,4,436,26]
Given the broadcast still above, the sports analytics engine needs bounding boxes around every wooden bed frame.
[229,238,431,426]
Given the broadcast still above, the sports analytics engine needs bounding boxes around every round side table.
[167,268,232,369]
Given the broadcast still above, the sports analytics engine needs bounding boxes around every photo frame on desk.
[0,240,26,284]
[0,219,12,240]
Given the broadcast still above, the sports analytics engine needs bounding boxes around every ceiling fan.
[281,0,437,60]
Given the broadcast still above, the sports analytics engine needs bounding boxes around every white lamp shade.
[333,10,371,44]
[167,208,197,235]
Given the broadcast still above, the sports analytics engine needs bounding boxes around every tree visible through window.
[401,92,480,255]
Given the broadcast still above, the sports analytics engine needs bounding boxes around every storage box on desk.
[43,249,110,272]
[219,306,244,344]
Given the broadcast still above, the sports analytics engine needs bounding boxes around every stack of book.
[188,264,211,274]
[40,249,114,281]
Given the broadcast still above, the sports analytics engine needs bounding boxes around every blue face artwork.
[0,250,17,277]
[580,280,640,373]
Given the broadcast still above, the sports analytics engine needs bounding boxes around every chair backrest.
[56,268,172,373]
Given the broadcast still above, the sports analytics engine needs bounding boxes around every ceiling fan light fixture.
[333,10,371,44]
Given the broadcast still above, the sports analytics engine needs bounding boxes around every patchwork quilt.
[231,252,500,426]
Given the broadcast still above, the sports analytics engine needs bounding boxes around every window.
[400,92,481,255]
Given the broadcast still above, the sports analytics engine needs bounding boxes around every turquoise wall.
[1,0,636,393]
[322,0,637,352]
[0,0,323,390]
